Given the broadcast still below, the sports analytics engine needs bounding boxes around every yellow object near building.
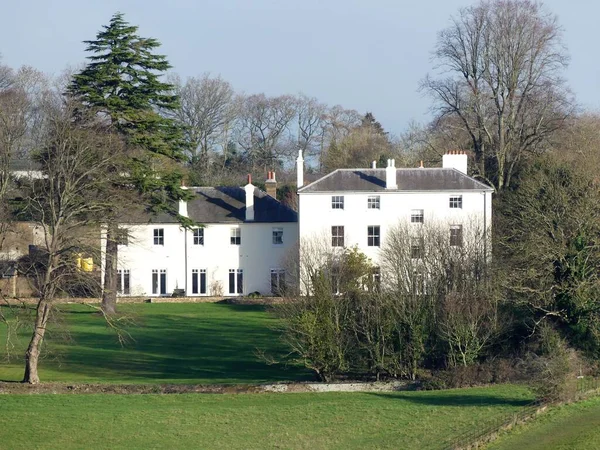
[76,255,94,272]
[81,257,93,272]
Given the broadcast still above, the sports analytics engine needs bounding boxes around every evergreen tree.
[69,13,190,314]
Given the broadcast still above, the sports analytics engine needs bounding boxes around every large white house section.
[111,177,298,297]
[296,150,493,267]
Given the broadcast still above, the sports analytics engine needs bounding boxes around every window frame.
[191,268,207,295]
[153,228,164,246]
[450,225,463,247]
[410,209,424,224]
[152,269,167,295]
[367,225,380,247]
[193,228,204,246]
[449,195,463,209]
[410,238,423,259]
[228,269,243,294]
[230,227,241,245]
[331,225,345,247]
[367,195,380,210]
[270,269,286,296]
[272,227,284,246]
[117,269,130,295]
[331,195,345,210]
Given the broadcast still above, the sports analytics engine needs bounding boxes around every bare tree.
[236,94,297,170]
[295,94,326,159]
[421,0,573,191]
[19,100,119,384]
[169,73,235,161]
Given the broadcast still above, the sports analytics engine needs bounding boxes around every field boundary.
[443,378,600,450]
[0,380,412,395]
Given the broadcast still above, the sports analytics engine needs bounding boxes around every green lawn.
[0,386,533,450]
[0,303,310,384]
[487,395,600,450]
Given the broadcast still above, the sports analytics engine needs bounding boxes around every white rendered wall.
[113,222,298,297]
[298,190,492,265]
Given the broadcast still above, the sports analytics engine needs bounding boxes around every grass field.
[0,303,310,384]
[0,386,534,450]
[487,395,600,450]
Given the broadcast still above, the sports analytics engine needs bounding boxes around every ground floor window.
[117,269,130,295]
[192,269,207,295]
[229,269,243,294]
[270,269,286,296]
[152,269,167,295]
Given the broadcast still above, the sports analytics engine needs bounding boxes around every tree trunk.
[23,299,51,384]
[102,222,118,315]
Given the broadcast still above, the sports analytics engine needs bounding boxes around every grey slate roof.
[298,168,493,193]
[123,186,298,224]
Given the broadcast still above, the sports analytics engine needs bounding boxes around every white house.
[296,150,493,272]
[113,175,298,297]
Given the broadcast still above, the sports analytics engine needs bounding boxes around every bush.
[521,325,579,402]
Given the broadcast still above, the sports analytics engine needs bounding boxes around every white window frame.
[331,195,344,210]
[331,226,345,247]
[193,228,204,246]
[191,269,207,295]
[449,195,463,209]
[272,227,284,245]
[152,269,167,295]
[411,209,424,224]
[450,225,463,247]
[270,269,286,296]
[230,227,241,245]
[410,238,423,259]
[153,228,164,245]
[117,269,130,295]
[367,195,380,209]
[367,225,380,247]
[228,269,243,295]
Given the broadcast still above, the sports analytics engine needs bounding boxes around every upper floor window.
[230,228,241,245]
[411,209,424,224]
[450,195,463,209]
[367,226,380,247]
[272,227,283,245]
[367,195,380,209]
[331,226,345,247]
[450,225,463,247]
[331,195,344,209]
[153,228,164,246]
[193,228,204,245]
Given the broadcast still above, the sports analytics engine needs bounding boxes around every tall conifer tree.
[69,13,189,314]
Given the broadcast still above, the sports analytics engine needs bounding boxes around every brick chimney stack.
[265,171,277,198]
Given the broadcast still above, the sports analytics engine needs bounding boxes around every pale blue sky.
[0,0,597,135]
